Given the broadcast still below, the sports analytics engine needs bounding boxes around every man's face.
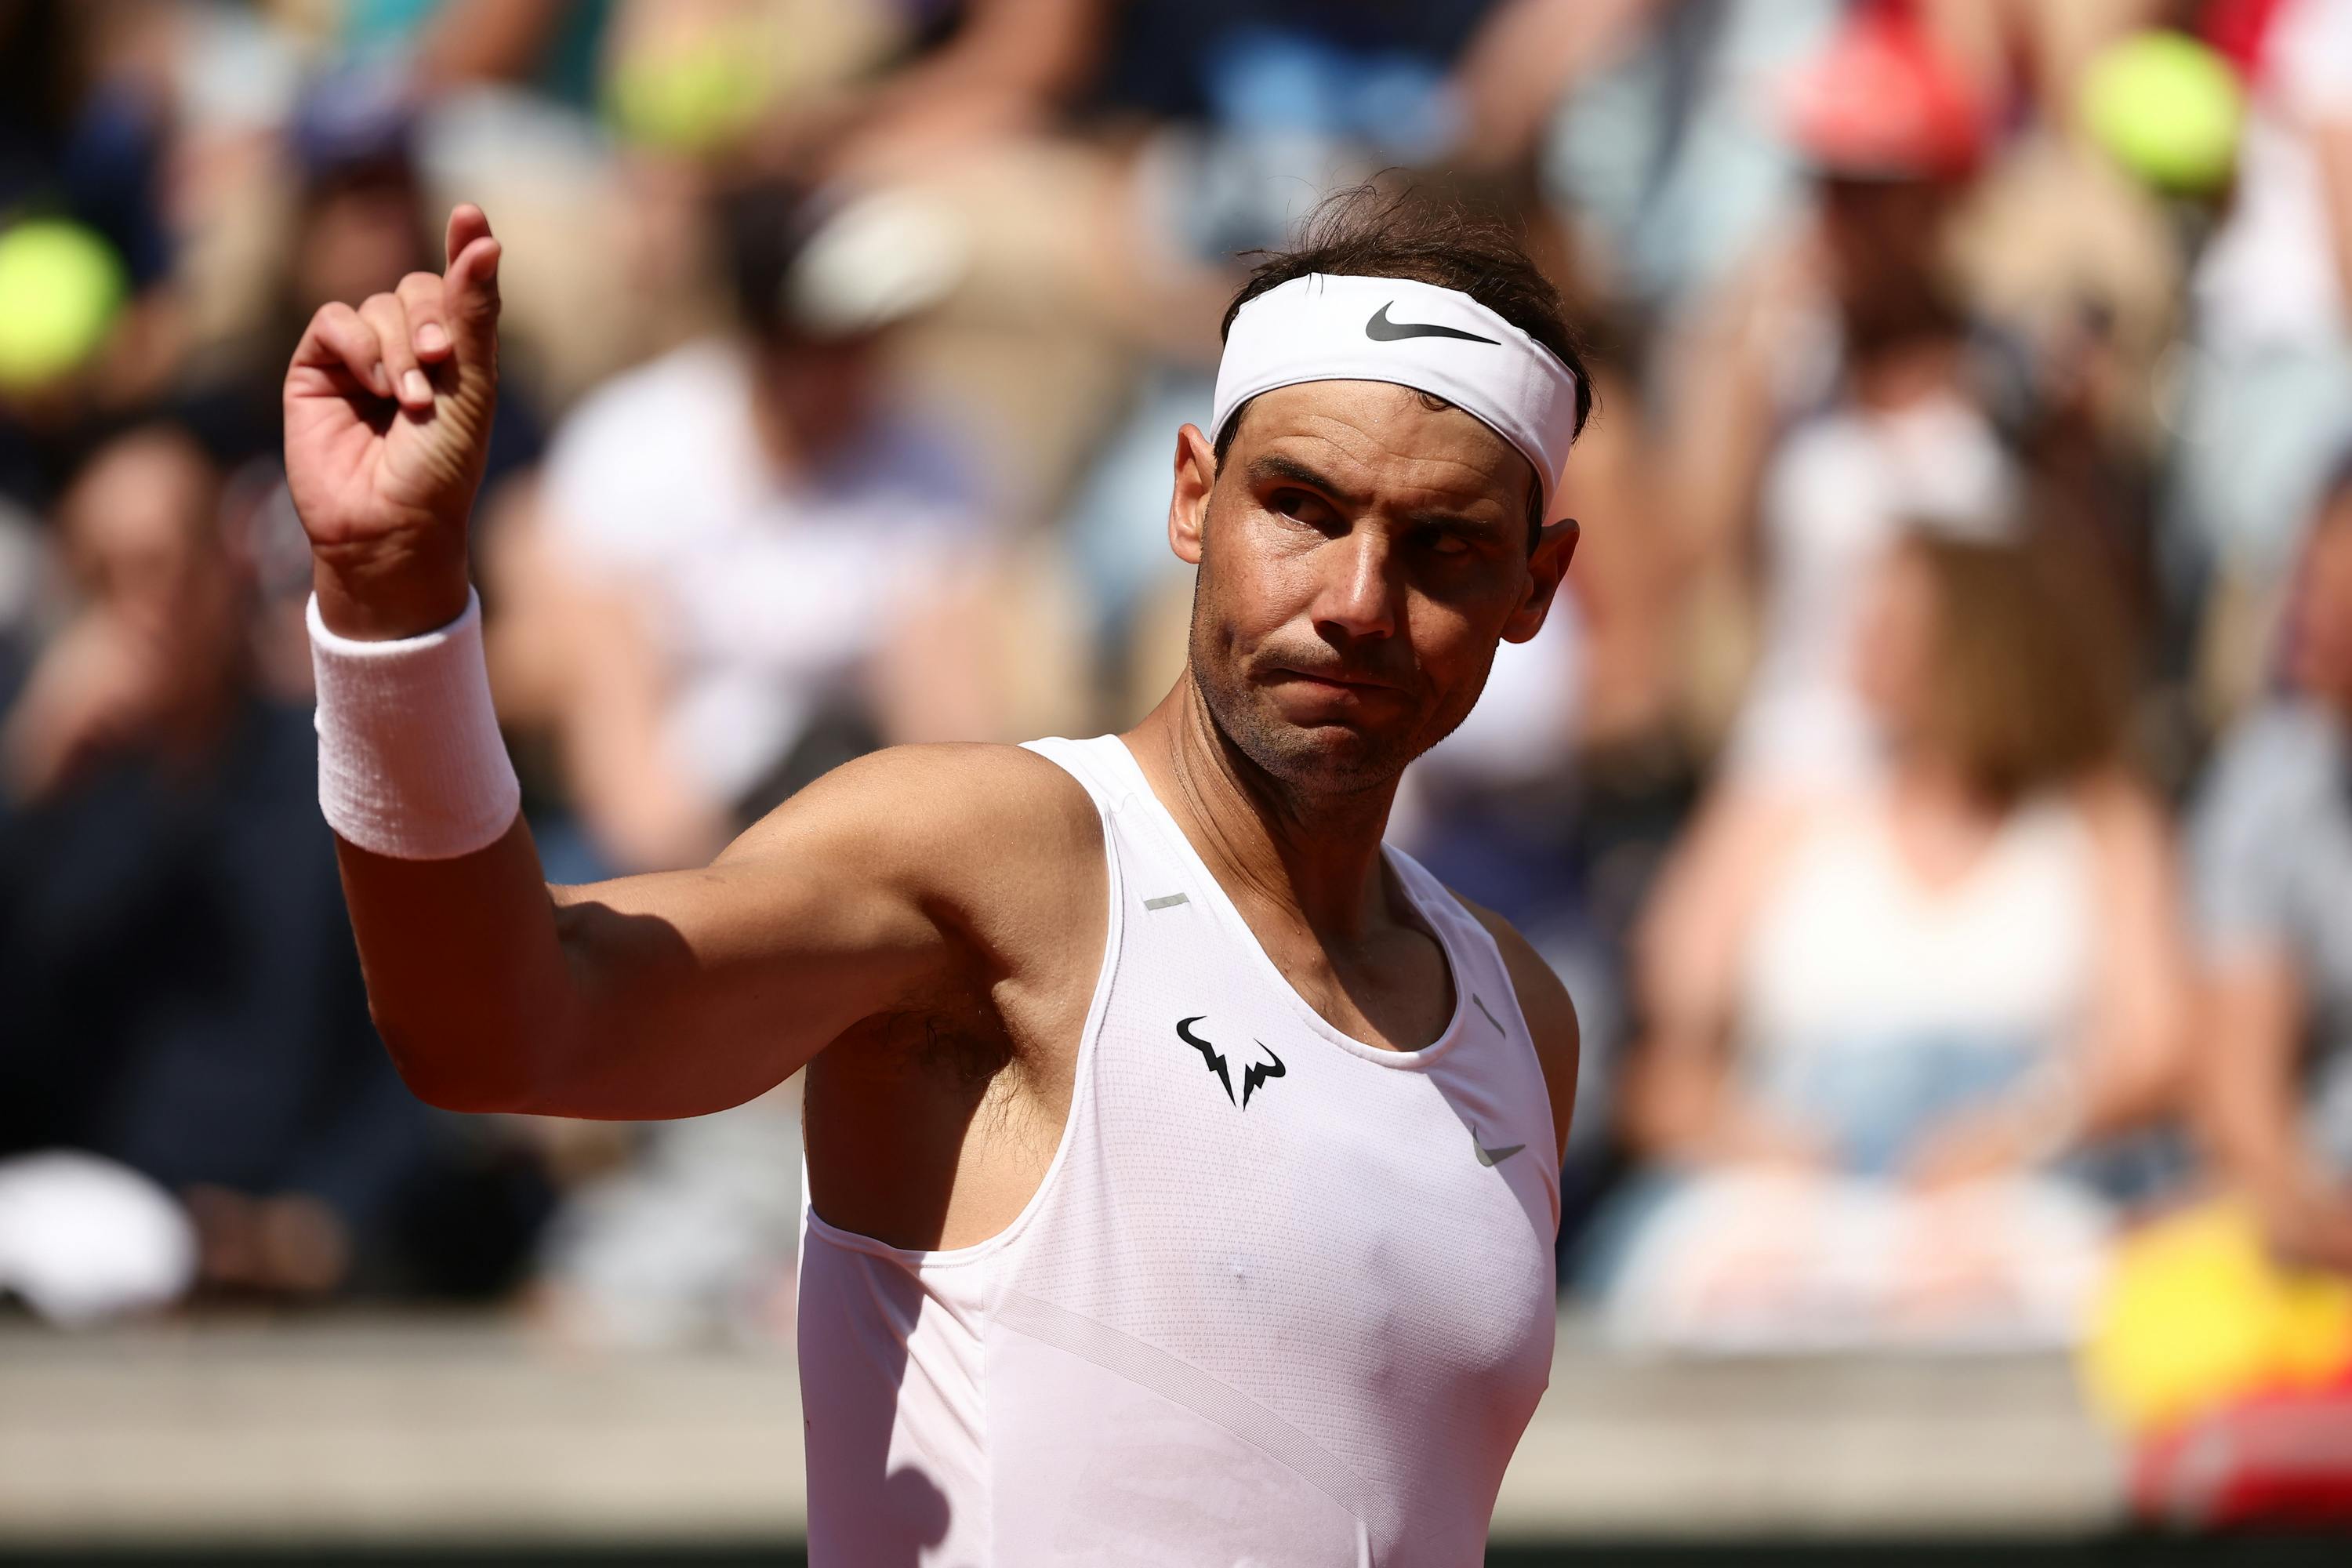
[61,430,238,695]
[1818,174,1953,334]
[1169,379,1575,796]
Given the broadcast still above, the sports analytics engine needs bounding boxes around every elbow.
[372,1009,541,1115]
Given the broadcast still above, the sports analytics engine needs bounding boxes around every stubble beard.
[1184,582,1485,806]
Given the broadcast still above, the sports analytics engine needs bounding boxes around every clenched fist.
[285,204,502,641]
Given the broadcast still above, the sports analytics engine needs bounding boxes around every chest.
[1237,903,1460,1054]
[1011,924,1560,1425]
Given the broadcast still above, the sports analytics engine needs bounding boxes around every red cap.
[1781,0,1986,180]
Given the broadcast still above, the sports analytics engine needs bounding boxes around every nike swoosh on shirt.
[1473,1131,1526,1167]
[1365,303,1500,346]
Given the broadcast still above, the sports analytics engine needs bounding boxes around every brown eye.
[1269,488,1332,526]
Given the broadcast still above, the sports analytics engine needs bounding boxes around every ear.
[1500,516,1579,645]
[1169,423,1217,566]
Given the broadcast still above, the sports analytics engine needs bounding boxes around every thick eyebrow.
[1246,453,1365,511]
[1402,506,1508,543]
[1246,452,1509,539]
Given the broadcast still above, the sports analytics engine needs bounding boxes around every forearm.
[311,543,582,1110]
[2205,1053,2320,1207]
[2195,959,2290,1167]
[1624,1029,1813,1166]
[312,586,966,1123]
[338,809,892,1123]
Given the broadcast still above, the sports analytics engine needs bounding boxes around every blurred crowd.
[3,0,2352,1472]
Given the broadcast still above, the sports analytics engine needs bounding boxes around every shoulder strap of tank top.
[1381,843,1499,976]
[1385,841,1563,1209]
[1018,735,1143,815]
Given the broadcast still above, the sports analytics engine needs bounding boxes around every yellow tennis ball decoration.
[2080,31,2245,195]
[0,219,129,392]
[2082,1200,2352,1435]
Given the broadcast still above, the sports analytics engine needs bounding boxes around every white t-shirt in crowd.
[539,339,987,808]
[2195,0,2352,355]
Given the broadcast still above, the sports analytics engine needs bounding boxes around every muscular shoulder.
[1457,897,1581,1163]
[720,742,1104,960]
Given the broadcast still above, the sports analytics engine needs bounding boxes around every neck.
[1127,671,1400,944]
[1887,746,2002,823]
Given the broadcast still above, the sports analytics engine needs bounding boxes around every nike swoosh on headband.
[1364,303,1499,347]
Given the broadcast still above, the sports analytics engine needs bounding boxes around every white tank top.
[1737,796,2096,1062]
[795,734,1561,1566]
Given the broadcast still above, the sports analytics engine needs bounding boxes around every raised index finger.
[439,203,501,361]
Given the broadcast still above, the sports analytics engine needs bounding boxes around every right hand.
[0,608,170,801]
[285,204,502,640]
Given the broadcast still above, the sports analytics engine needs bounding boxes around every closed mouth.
[1269,666,1399,693]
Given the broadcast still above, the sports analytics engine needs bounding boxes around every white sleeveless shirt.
[1737,797,2096,1065]
[796,734,1562,1566]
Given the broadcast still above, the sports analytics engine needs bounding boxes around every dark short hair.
[1211,187,1593,547]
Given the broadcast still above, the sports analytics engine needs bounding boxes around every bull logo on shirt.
[1175,1015,1284,1108]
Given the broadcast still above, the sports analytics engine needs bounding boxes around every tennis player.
[289,191,1587,1564]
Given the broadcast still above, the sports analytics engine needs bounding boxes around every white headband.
[1210,273,1582,522]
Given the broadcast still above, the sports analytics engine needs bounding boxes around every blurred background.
[4,0,2352,1559]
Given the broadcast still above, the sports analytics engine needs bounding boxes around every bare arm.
[1446,0,1666,169]
[1907,777,2192,1188]
[2070,779,2192,1134]
[2202,951,2352,1271]
[1620,791,1820,1166]
[341,741,1087,1119]
[540,564,729,872]
[2316,118,2352,325]
[284,207,1089,1122]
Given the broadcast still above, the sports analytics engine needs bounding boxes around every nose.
[1308,526,1397,642]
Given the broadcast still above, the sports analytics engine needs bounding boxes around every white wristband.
[308,587,521,859]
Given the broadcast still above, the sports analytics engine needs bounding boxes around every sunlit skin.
[1167,379,1577,806]
[286,212,1585,1262]
[2192,493,2352,1273]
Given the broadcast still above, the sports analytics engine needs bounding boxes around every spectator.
[492,179,998,876]
[2190,459,2352,1271]
[0,423,517,1306]
[1595,524,2187,1349]
[2083,470,2352,1445]
[1664,0,2019,789]
[493,181,1004,1343]
[2173,0,2352,589]
[180,67,544,493]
